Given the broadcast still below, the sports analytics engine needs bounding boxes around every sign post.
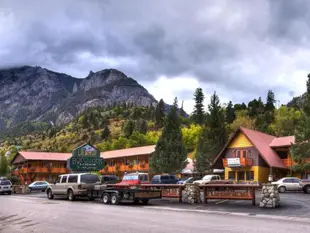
[67,144,104,172]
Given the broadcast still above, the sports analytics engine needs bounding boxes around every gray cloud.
[1,0,310,107]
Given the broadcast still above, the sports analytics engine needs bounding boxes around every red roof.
[240,127,286,168]
[101,145,155,159]
[18,152,71,161]
[270,136,295,147]
[213,127,287,169]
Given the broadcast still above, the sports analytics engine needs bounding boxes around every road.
[1,194,310,233]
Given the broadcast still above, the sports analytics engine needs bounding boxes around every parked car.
[101,175,119,184]
[193,174,230,185]
[300,179,310,194]
[0,179,12,195]
[271,177,302,193]
[177,177,197,184]
[28,181,49,192]
[151,175,179,184]
[46,173,100,201]
[116,172,150,186]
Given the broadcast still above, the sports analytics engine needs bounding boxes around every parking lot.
[15,190,310,218]
[2,192,310,233]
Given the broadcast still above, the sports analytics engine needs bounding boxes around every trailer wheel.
[142,199,149,205]
[111,193,119,205]
[133,198,140,204]
[101,193,110,204]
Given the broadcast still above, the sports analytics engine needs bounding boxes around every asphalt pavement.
[1,192,310,233]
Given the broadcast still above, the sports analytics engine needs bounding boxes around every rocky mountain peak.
[0,66,157,135]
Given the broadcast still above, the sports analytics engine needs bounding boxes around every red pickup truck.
[115,172,150,186]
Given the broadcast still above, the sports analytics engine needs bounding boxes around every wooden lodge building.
[213,127,310,183]
[11,127,310,184]
[11,145,155,184]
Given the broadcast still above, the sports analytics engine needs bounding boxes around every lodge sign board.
[68,144,104,171]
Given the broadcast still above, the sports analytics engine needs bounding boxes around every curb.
[143,206,310,223]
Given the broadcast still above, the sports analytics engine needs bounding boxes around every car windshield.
[123,175,139,180]
[0,180,11,185]
[202,175,213,180]
[80,174,100,183]
[180,177,189,181]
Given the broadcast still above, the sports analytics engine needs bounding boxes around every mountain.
[0,66,157,133]
[287,93,306,110]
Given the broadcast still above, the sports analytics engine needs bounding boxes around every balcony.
[14,167,68,174]
[281,158,296,167]
[222,158,253,168]
[101,163,149,173]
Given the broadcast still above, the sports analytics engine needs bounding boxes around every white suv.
[46,173,100,201]
[0,179,12,195]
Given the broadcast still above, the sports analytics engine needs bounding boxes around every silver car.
[272,177,302,193]
[46,173,100,201]
[0,179,12,195]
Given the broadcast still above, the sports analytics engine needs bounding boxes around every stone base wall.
[259,184,280,208]
[183,184,201,204]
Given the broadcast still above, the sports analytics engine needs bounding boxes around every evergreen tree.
[191,88,205,125]
[255,91,276,133]
[0,152,9,177]
[101,126,110,140]
[155,99,165,127]
[291,74,310,176]
[195,92,227,173]
[150,97,187,173]
[123,120,135,138]
[225,101,236,124]
[265,90,276,111]
[234,103,247,111]
[135,118,148,134]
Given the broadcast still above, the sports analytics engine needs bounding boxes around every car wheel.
[68,189,75,201]
[110,193,119,205]
[305,185,310,194]
[47,189,54,199]
[142,199,149,205]
[278,186,286,193]
[7,191,11,195]
[101,193,110,204]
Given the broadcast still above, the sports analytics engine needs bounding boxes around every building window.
[238,171,245,180]
[235,150,248,158]
[125,160,130,165]
[246,171,254,181]
[228,171,235,180]
[109,160,114,167]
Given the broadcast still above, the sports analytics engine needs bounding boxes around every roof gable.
[227,131,253,148]
[11,153,26,164]
[213,127,286,169]
[270,136,295,147]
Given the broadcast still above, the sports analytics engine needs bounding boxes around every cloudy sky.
[1,0,310,113]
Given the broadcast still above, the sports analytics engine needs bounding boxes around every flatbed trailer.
[87,185,162,205]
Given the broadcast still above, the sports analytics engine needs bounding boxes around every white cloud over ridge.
[1,0,310,113]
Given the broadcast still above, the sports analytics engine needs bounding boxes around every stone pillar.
[259,184,280,208]
[183,184,201,204]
